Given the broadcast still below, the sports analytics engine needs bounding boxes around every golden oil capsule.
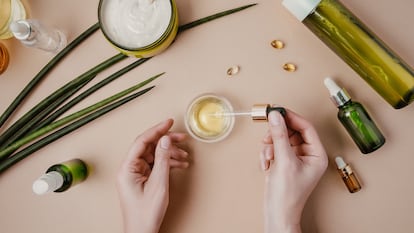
[227,65,240,76]
[271,40,284,49]
[283,63,297,72]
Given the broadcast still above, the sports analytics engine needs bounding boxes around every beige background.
[1,0,414,232]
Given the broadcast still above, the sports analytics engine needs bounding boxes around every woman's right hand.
[260,109,328,233]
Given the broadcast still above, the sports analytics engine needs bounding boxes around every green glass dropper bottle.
[324,78,385,154]
[32,159,88,195]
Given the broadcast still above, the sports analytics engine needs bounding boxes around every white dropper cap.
[282,0,321,21]
[9,20,31,40]
[324,77,351,107]
[335,156,347,169]
[32,171,64,195]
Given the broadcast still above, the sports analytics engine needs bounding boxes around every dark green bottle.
[324,78,385,154]
[32,159,88,195]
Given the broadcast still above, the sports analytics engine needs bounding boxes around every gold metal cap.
[251,104,270,122]
[251,104,287,122]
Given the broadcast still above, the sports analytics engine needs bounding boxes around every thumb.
[267,110,292,161]
[146,135,171,191]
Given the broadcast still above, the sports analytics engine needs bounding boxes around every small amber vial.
[335,156,361,193]
[0,42,10,75]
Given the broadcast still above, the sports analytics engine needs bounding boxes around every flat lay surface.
[1,0,413,232]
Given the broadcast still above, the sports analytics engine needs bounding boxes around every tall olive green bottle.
[32,159,88,195]
[282,0,414,109]
[325,78,385,154]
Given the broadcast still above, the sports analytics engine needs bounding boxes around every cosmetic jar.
[98,0,179,58]
[185,94,235,143]
[0,0,27,39]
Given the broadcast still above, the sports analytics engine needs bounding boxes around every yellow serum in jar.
[185,94,234,143]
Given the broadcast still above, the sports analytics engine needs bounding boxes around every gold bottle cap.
[251,104,270,122]
[251,104,286,122]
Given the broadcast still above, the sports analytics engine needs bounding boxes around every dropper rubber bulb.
[324,77,351,107]
[324,77,341,96]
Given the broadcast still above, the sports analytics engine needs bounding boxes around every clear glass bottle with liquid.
[0,0,27,39]
[10,19,67,53]
[282,0,414,109]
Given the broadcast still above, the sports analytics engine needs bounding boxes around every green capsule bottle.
[324,78,385,154]
[32,159,88,195]
[282,0,414,109]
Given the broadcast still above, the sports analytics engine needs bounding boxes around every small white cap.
[282,0,321,21]
[32,171,64,195]
[335,156,347,169]
[324,77,351,107]
[10,20,31,40]
[324,77,341,96]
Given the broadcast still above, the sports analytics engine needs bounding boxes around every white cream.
[101,0,172,49]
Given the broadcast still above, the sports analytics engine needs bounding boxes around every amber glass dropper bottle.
[335,156,361,193]
[324,78,385,154]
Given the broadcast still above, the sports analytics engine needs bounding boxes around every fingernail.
[160,136,171,149]
[268,111,280,126]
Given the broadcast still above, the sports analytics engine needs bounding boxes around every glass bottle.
[0,42,9,75]
[282,0,414,109]
[335,156,361,193]
[10,19,67,53]
[324,78,385,154]
[0,0,27,39]
[32,159,88,195]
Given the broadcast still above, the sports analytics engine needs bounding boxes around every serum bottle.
[324,78,385,154]
[282,0,414,109]
[335,156,361,193]
[32,159,88,195]
[10,19,67,53]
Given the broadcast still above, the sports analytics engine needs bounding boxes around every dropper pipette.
[212,104,286,122]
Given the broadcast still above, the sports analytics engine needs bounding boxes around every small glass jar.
[185,94,235,143]
[98,0,179,58]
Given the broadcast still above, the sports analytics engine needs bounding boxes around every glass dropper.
[211,104,286,122]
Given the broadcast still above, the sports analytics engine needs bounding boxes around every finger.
[263,128,296,144]
[170,147,189,161]
[288,131,305,147]
[146,135,172,192]
[117,158,151,190]
[263,130,273,144]
[283,110,325,153]
[168,132,187,143]
[126,119,174,163]
[259,151,268,171]
[170,159,190,169]
[260,145,274,171]
[267,110,293,161]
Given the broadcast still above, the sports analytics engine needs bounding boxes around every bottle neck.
[331,88,352,107]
